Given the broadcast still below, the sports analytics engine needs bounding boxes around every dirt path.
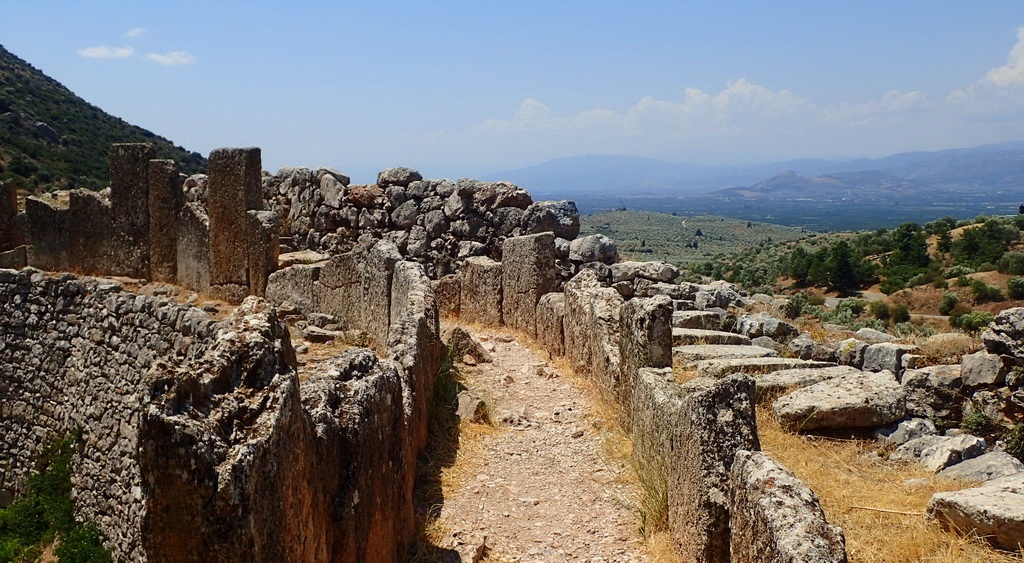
[431,325,649,562]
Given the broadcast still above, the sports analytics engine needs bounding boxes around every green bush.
[869,301,890,321]
[890,303,911,324]
[938,292,960,316]
[977,262,997,273]
[1005,424,1024,464]
[1009,276,1024,299]
[836,298,866,317]
[944,265,974,278]
[951,310,995,334]
[956,275,971,287]
[961,411,996,436]
[783,292,809,319]
[970,279,1004,303]
[998,251,1024,275]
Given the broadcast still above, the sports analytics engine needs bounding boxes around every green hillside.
[580,210,808,266]
[0,44,205,193]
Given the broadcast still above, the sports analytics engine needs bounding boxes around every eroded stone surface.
[772,370,905,431]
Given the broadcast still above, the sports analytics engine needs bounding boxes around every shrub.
[956,275,970,287]
[938,292,960,316]
[890,304,911,324]
[998,251,1024,275]
[783,292,808,319]
[869,301,890,321]
[1005,424,1024,464]
[961,411,996,436]
[1009,276,1024,299]
[807,292,826,307]
[931,277,948,289]
[951,310,995,334]
[944,265,974,278]
[836,298,866,317]
[970,279,1004,303]
[977,262,997,273]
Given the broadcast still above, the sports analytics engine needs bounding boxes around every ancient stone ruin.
[3,143,1022,560]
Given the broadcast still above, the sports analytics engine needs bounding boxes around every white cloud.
[145,51,196,66]
[125,27,147,38]
[983,26,1024,87]
[76,45,134,59]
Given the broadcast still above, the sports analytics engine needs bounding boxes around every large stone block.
[730,450,847,563]
[563,270,624,393]
[109,143,156,278]
[25,197,69,272]
[961,350,1008,389]
[177,203,210,292]
[536,292,565,357]
[501,232,556,337]
[432,273,461,318]
[207,147,262,296]
[460,256,503,327]
[618,295,673,409]
[316,240,400,350]
[863,342,918,378]
[772,370,906,431]
[266,264,320,314]
[928,483,1024,552]
[246,210,279,298]
[148,159,183,283]
[668,374,759,562]
[981,307,1024,359]
[67,189,111,275]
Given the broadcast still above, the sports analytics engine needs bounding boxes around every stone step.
[693,357,837,379]
[673,328,750,346]
[754,365,865,403]
[672,298,696,311]
[673,345,778,365]
[672,310,723,330]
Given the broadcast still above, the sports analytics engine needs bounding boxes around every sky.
[4,2,1024,182]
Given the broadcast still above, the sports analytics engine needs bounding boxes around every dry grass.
[757,407,1023,562]
[914,332,983,366]
[672,364,699,385]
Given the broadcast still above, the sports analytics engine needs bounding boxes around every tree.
[826,241,857,292]
[887,223,930,269]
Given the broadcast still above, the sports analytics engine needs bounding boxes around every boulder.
[937,452,1024,483]
[863,342,918,378]
[960,350,1007,389]
[750,336,783,353]
[928,483,1024,551]
[891,434,987,472]
[520,200,580,239]
[736,312,798,340]
[568,234,618,264]
[376,167,422,187]
[981,307,1024,358]
[694,281,746,310]
[874,418,937,447]
[855,327,894,344]
[788,334,836,362]
[755,365,864,403]
[672,310,723,330]
[772,370,905,431]
[835,338,868,369]
[443,326,493,364]
[901,364,964,420]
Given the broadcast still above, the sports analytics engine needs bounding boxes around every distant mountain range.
[488,142,1024,231]
[0,44,205,193]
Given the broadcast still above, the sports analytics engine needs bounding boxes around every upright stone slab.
[67,189,111,275]
[246,210,279,297]
[618,295,673,409]
[563,269,624,393]
[148,159,183,283]
[109,143,156,278]
[536,293,566,357]
[460,256,503,326]
[207,147,262,302]
[501,232,556,337]
[25,197,69,271]
[177,203,210,292]
[0,182,16,251]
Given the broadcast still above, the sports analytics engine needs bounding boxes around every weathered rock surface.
[736,312,798,340]
[695,357,835,379]
[981,307,1024,358]
[937,452,1024,483]
[673,345,778,365]
[772,370,905,431]
[928,482,1024,551]
[874,417,938,447]
[568,234,618,264]
[460,256,503,326]
[730,450,847,563]
[501,233,556,337]
[755,365,863,403]
[891,435,987,472]
[672,310,723,330]
[672,327,751,346]
[863,342,918,377]
[901,364,964,420]
[960,350,1007,388]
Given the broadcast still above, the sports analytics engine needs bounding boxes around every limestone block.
[568,233,617,264]
[176,203,210,292]
[729,450,847,563]
[835,338,868,368]
[25,197,68,272]
[755,365,864,403]
[460,256,503,326]
[981,307,1024,358]
[109,143,156,278]
[863,342,918,378]
[536,292,565,358]
[672,310,723,330]
[961,350,1007,388]
[874,418,938,447]
[148,159,183,283]
[694,357,834,379]
[67,189,111,275]
[316,240,400,350]
[207,147,262,291]
[672,328,750,346]
[501,232,556,337]
[0,246,26,269]
[563,270,624,393]
[432,273,461,318]
[247,210,279,297]
[901,364,964,420]
[928,483,1024,551]
[772,370,906,431]
[736,312,798,340]
[937,452,1024,483]
[673,345,778,366]
[891,434,987,472]
[618,295,673,408]
[266,264,320,315]
[521,200,580,239]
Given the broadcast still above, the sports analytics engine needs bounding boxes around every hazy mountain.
[0,44,205,192]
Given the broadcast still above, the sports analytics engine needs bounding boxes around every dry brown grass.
[914,332,983,367]
[672,364,699,385]
[757,407,1022,562]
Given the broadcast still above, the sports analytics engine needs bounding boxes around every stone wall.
[2,242,443,561]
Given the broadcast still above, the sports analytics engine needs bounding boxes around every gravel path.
[433,325,648,562]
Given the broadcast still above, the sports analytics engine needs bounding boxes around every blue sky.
[4,2,1024,181]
